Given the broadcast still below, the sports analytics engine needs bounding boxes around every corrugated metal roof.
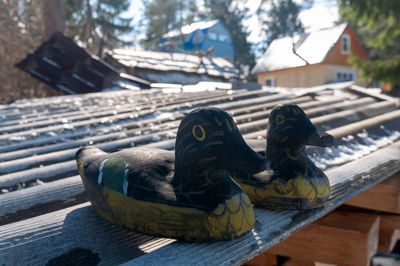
[0,83,399,265]
[105,48,239,84]
[252,23,348,74]
[162,19,220,38]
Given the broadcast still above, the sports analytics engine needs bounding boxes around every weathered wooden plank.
[268,211,380,266]
[0,90,276,143]
[0,175,84,225]
[245,108,400,140]
[310,101,397,129]
[0,89,231,131]
[233,96,368,131]
[1,123,397,225]
[0,91,281,154]
[328,109,400,139]
[241,100,397,137]
[0,203,175,266]
[0,96,310,162]
[345,172,400,214]
[0,95,333,177]
[0,90,160,124]
[2,140,397,266]
[350,84,398,102]
[2,104,399,192]
[297,97,376,118]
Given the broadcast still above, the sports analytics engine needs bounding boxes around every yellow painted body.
[233,176,330,209]
[82,177,254,242]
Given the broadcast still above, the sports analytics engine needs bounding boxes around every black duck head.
[175,107,267,174]
[267,104,334,147]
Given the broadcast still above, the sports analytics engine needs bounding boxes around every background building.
[159,20,235,63]
[252,23,368,88]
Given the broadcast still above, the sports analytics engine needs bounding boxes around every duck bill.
[303,129,335,147]
[222,137,268,174]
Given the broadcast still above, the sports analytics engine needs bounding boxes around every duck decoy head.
[268,104,334,147]
[175,107,267,174]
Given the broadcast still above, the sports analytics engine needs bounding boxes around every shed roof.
[162,19,220,39]
[0,82,399,265]
[105,48,239,84]
[16,33,150,94]
[252,23,348,74]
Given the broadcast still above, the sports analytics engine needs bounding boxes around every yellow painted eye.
[276,114,285,126]
[192,124,206,141]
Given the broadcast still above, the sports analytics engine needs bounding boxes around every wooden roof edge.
[348,85,399,103]
[122,141,400,266]
[1,141,399,266]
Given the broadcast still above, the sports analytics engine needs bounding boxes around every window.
[341,34,350,54]
[264,77,276,87]
[208,31,218,41]
[218,34,228,42]
[336,71,354,81]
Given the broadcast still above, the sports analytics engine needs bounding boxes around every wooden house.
[252,23,368,88]
[159,20,235,63]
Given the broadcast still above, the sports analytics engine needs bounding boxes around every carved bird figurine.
[75,107,267,242]
[231,104,334,209]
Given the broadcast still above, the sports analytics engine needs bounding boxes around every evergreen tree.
[258,0,305,49]
[203,0,255,76]
[141,0,198,49]
[339,0,400,85]
[65,0,133,54]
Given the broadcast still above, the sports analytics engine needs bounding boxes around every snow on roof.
[252,23,348,74]
[162,20,220,38]
[105,48,239,84]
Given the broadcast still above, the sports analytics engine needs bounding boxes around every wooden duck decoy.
[75,107,267,242]
[231,104,335,210]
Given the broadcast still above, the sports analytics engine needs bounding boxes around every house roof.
[105,48,239,84]
[162,19,220,39]
[16,33,151,94]
[252,23,348,74]
[1,82,399,265]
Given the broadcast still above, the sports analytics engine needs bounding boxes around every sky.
[127,0,340,53]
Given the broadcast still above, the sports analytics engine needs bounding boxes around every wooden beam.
[281,258,337,266]
[268,211,380,266]
[378,214,400,253]
[345,172,400,214]
[243,252,277,266]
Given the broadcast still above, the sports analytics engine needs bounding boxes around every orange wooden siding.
[257,64,357,88]
[256,24,368,88]
[324,25,368,65]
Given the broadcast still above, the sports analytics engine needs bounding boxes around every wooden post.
[345,172,400,214]
[268,211,380,266]
[378,214,400,253]
[243,253,277,266]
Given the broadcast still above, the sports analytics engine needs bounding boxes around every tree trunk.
[43,0,66,39]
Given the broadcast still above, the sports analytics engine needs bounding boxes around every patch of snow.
[311,129,400,169]
[155,112,174,120]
